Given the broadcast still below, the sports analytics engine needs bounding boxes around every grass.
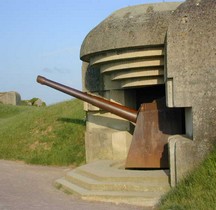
[1,99,216,208]
[0,99,86,166]
[158,146,216,210]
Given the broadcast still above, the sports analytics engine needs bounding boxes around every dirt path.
[0,160,153,210]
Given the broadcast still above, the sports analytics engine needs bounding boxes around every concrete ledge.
[168,135,196,187]
[85,129,132,163]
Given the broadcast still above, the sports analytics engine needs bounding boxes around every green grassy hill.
[1,100,216,209]
[0,99,86,166]
[159,146,216,210]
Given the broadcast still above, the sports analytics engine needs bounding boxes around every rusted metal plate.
[125,97,184,169]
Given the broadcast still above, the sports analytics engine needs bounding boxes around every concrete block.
[85,128,132,163]
[111,132,132,161]
[168,135,197,187]
[85,129,114,163]
[86,112,132,131]
[83,101,100,112]
[103,74,121,90]
[166,0,216,180]
[0,91,21,105]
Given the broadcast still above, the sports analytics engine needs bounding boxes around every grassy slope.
[159,146,216,210]
[0,99,86,166]
[1,100,216,208]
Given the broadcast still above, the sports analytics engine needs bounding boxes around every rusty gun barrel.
[37,75,138,122]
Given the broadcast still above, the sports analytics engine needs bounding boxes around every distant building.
[0,91,21,105]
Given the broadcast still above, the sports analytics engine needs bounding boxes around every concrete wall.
[80,0,216,186]
[81,3,181,163]
[166,0,216,186]
[0,91,21,105]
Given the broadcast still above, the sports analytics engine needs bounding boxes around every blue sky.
[0,0,182,105]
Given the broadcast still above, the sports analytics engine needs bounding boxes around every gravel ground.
[0,160,153,210]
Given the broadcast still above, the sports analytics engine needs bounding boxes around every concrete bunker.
[81,2,185,170]
[37,0,216,206]
[80,0,216,186]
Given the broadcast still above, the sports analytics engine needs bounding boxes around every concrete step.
[55,178,162,207]
[54,160,170,207]
[65,170,169,192]
[74,160,169,183]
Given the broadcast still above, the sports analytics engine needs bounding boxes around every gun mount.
[37,75,184,169]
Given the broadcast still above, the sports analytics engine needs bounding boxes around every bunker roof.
[80,2,182,62]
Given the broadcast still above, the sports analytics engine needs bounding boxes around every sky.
[0,0,182,105]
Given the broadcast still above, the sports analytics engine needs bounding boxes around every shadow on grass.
[57,117,85,125]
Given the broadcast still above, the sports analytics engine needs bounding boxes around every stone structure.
[0,91,21,105]
[80,0,216,186]
[166,0,216,186]
[81,2,182,164]
[55,1,216,207]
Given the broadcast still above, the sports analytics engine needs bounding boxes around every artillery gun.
[37,75,184,169]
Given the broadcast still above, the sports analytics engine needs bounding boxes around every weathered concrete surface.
[166,0,216,183]
[0,160,147,210]
[55,160,169,207]
[80,2,183,166]
[0,91,21,105]
[85,128,132,163]
[168,135,197,187]
[80,2,181,61]
[80,0,216,188]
